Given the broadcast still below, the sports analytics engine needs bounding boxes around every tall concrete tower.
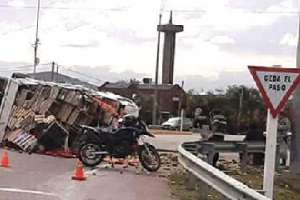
[158,11,183,84]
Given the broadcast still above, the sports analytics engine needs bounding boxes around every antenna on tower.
[169,10,173,24]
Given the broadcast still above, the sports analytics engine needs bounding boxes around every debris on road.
[5,129,37,152]
[158,153,182,178]
[0,77,139,156]
[166,152,300,200]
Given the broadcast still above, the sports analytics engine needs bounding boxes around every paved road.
[146,132,245,151]
[0,132,245,200]
[146,132,243,161]
[146,133,201,151]
[0,151,173,200]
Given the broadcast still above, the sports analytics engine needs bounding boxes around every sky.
[0,0,299,91]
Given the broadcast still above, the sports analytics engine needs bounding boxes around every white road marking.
[0,187,61,199]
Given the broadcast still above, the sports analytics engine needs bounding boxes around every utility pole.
[56,64,59,82]
[291,13,300,174]
[152,13,162,125]
[33,0,41,76]
[51,62,55,81]
[180,80,184,132]
[237,87,244,134]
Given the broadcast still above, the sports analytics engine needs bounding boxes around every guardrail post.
[186,172,197,190]
[220,195,230,200]
[206,152,212,165]
[241,150,248,170]
[197,179,209,200]
[186,172,209,200]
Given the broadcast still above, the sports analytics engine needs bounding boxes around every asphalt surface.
[0,151,173,200]
[0,132,244,200]
[146,132,244,161]
[146,133,201,151]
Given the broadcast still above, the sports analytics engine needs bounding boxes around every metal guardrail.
[178,142,271,200]
[195,141,266,166]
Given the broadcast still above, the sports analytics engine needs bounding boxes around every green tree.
[185,85,265,133]
[225,85,265,133]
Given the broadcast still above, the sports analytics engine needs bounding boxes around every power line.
[0,63,50,70]
[0,4,128,11]
[0,63,51,72]
[1,64,46,71]
[0,64,117,84]
[59,65,103,83]
[0,64,33,69]
[64,68,103,83]
[0,67,48,73]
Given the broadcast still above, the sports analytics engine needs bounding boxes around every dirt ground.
[158,153,300,200]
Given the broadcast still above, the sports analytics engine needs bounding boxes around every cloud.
[175,69,255,92]
[0,61,35,78]
[0,24,34,63]
[228,0,286,10]
[61,42,99,48]
[215,15,298,57]
[265,0,299,12]
[209,35,235,44]
[0,0,298,89]
[0,61,288,93]
[7,0,25,7]
[280,33,297,46]
[59,65,147,85]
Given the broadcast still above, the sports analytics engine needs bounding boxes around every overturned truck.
[0,77,139,155]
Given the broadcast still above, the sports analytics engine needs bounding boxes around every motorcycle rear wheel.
[79,143,104,167]
[138,145,161,172]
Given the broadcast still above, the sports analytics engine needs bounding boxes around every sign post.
[248,66,300,199]
[263,109,278,198]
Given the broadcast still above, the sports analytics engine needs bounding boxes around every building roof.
[100,82,184,92]
[101,81,131,89]
[137,84,175,90]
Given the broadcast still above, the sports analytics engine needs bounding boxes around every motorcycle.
[77,115,161,172]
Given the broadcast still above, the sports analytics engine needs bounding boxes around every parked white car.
[161,117,193,131]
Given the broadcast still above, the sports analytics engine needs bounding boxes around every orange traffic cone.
[72,160,86,181]
[1,151,10,168]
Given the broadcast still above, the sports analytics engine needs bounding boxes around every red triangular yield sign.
[248,66,300,117]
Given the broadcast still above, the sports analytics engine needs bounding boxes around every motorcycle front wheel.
[78,143,104,167]
[138,145,161,172]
